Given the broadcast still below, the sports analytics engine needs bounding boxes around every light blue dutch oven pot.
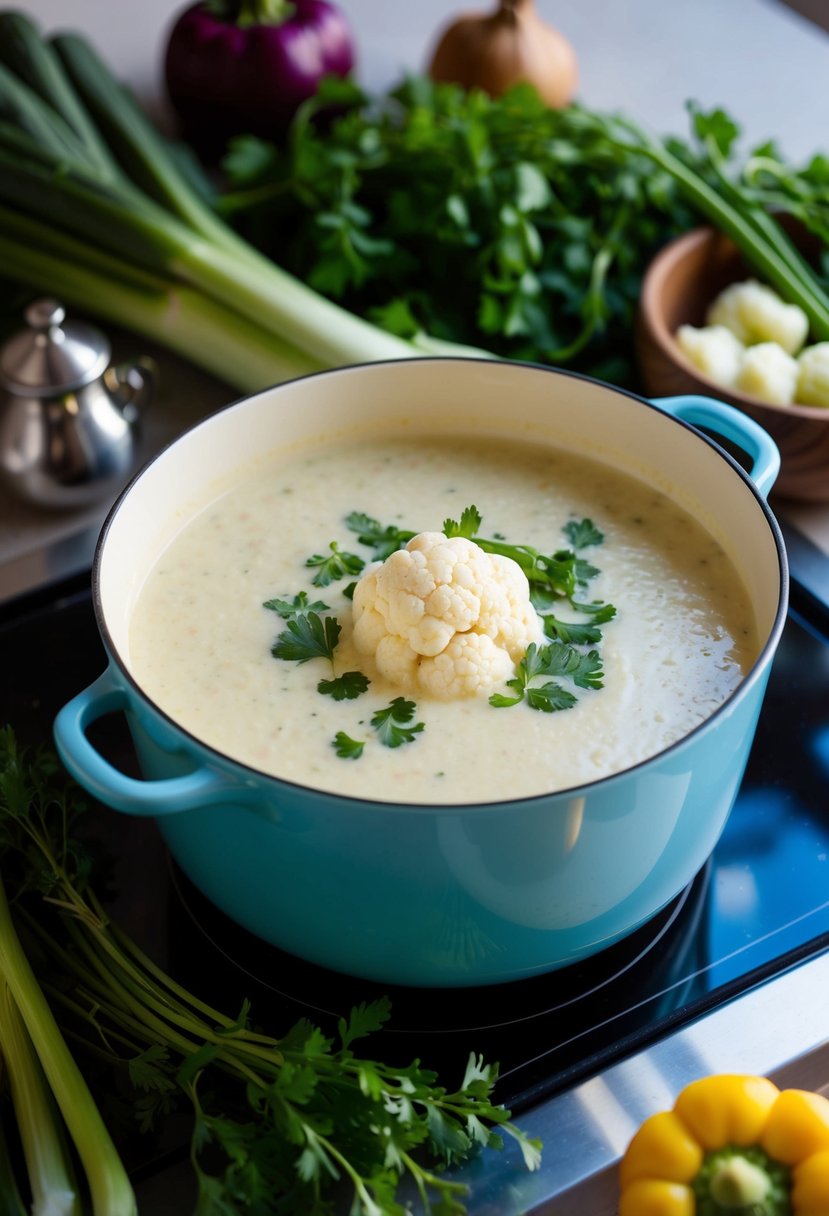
[53,359,788,988]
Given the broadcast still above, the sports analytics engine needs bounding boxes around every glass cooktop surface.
[2,528,828,1127]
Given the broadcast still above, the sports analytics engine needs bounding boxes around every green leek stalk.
[0,13,431,386]
[0,876,137,1216]
[0,145,416,370]
[0,983,80,1216]
[0,207,322,392]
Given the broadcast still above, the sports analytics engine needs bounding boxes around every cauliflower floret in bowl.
[352,531,543,699]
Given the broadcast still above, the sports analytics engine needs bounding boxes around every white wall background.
[12,0,829,160]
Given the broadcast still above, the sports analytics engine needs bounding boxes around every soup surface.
[128,434,759,804]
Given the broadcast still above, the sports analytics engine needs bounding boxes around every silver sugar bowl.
[0,298,155,508]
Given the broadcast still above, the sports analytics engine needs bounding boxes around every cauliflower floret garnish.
[352,531,543,699]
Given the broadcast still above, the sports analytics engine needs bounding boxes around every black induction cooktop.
[1,521,828,1175]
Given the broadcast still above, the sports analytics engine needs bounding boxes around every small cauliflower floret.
[675,323,744,387]
[352,531,543,699]
[736,342,799,405]
[419,633,514,698]
[796,342,829,408]
[705,282,753,344]
[706,279,809,354]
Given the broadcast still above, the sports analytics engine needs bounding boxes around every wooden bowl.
[636,224,829,502]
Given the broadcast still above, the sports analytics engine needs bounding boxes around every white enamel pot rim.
[88,356,789,812]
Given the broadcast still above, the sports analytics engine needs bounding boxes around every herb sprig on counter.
[0,728,542,1215]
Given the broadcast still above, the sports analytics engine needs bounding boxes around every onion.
[427,0,577,108]
[164,0,356,157]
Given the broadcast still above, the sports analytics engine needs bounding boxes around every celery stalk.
[0,983,80,1216]
[0,877,136,1216]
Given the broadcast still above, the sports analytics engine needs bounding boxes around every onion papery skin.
[428,0,577,109]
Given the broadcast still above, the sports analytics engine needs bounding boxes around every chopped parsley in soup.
[128,435,759,804]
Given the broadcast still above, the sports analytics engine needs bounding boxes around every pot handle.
[650,394,781,500]
[54,668,239,816]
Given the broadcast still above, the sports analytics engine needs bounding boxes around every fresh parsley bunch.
[219,76,695,384]
[0,728,542,1215]
[221,79,829,384]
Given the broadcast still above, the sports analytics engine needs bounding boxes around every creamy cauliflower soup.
[128,434,759,804]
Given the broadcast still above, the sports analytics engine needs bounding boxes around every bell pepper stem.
[709,1155,770,1208]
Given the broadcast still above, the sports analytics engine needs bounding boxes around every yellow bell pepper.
[618,1074,829,1215]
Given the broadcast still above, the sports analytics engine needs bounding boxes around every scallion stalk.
[0,13,435,387]
[0,876,137,1216]
[0,982,80,1216]
[0,11,119,179]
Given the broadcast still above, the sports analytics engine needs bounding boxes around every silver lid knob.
[24,298,66,330]
[0,297,110,396]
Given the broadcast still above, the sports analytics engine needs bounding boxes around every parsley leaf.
[443,505,482,538]
[263,590,330,619]
[345,511,411,559]
[338,996,392,1048]
[271,612,341,663]
[563,518,604,549]
[542,642,604,689]
[526,682,577,713]
[488,680,526,709]
[317,671,370,701]
[490,640,603,709]
[572,600,617,623]
[575,556,601,585]
[537,550,578,598]
[332,731,365,759]
[542,614,604,645]
[305,541,365,587]
[370,698,425,748]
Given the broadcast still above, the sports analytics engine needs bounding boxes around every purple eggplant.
[164,0,356,155]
